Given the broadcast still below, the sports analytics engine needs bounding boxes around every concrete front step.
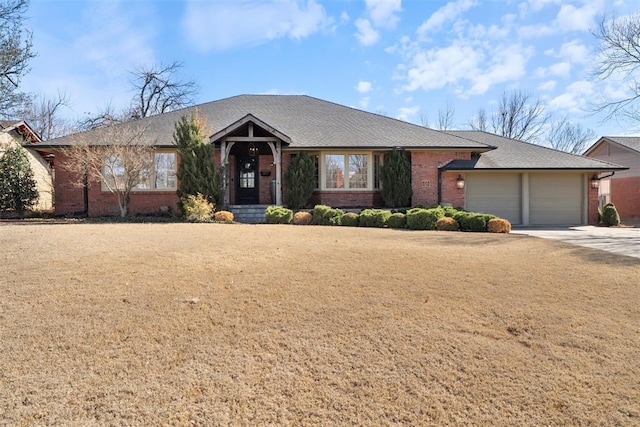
[229,205,269,224]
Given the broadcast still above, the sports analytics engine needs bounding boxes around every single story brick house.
[1,120,54,211]
[29,95,625,225]
[584,136,640,220]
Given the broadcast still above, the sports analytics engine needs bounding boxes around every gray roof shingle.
[42,95,491,150]
[597,136,640,154]
[444,130,626,171]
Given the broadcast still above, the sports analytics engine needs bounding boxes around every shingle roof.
[594,136,640,154]
[443,130,626,171]
[0,120,19,130]
[42,95,491,150]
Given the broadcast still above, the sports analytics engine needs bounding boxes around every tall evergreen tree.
[173,112,221,207]
[0,146,38,212]
[283,152,316,209]
[380,149,412,208]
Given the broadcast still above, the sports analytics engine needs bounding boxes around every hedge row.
[265,205,511,233]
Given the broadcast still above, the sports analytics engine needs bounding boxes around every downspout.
[437,168,442,205]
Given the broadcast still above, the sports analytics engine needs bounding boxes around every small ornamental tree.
[0,146,39,212]
[283,152,316,209]
[380,149,412,207]
[174,111,221,208]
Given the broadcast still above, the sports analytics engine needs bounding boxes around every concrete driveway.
[512,225,640,259]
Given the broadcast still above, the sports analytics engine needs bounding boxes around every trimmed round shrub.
[359,209,391,228]
[436,216,459,231]
[293,211,312,225]
[601,203,620,227]
[311,205,344,225]
[406,207,444,230]
[182,193,213,222]
[387,212,406,229]
[214,210,234,222]
[443,206,460,217]
[340,212,360,227]
[266,206,293,224]
[487,218,511,233]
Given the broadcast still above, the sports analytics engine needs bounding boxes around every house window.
[103,151,177,192]
[322,152,379,191]
[373,154,382,190]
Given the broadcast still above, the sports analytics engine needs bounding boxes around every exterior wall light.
[456,175,465,189]
[590,174,600,189]
[248,142,258,157]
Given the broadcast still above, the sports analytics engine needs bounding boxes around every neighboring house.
[0,120,54,211]
[584,136,640,220]
[30,95,625,224]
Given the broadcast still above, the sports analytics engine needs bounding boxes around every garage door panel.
[529,174,582,225]
[465,174,521,224]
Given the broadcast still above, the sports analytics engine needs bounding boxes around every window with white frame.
[322,152,381,190]
[103,151,177,191]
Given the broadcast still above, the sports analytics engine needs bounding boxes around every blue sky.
[20,0,640,141]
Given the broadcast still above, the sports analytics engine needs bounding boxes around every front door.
[236,156,259,204]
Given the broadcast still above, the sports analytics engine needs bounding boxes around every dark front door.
[236,156,259,204]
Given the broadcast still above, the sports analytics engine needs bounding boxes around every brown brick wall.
[411,151,471,206]
[53,152,86,215]
[312,191,383,208]
[611,176,640,219]
[588,181,599,225]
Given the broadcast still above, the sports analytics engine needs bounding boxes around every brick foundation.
[610,176,640,219]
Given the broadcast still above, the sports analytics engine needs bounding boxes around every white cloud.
[557,39,590,64]
[466,44,532,95]
[354,18,380,46]
[356,81,373,93]
[538,80,557,91]
[417,0,477,36]
[555,2,601,32]
[365,0,402,29]
[359,96,371,108]
[547,80,594,113]
[396,105,420,122]
[181,0,331,51]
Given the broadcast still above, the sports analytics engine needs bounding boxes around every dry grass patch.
[1,223,639,425]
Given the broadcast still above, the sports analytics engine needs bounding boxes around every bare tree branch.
[0,0,36,117]
[437,102,455,130]
[591,13,640,120]
[469,108,488,132]
[129,61,198,119]
[61,121,156,217]
[483,90,549,142]
[18,92,71,140]
[545,118,596,154]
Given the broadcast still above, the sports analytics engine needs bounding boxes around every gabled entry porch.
[211,114,290,207]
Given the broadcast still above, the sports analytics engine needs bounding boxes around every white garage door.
[465,173,522,224]
[529,173,583,225]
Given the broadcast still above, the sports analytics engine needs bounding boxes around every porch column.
[220,141,235,207]
[266,141,283,205]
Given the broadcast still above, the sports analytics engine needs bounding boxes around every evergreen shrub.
[311,205,344,225]
[601,203,620,227]
[0,146,39,213]
[283,152,317,209]
[387,212,406,229]
[380,149,412,207]
[293,211,313,225]
[266,206,293,224]
[340,212,360,227]
[358,209,391,227]
[182,193,213,222]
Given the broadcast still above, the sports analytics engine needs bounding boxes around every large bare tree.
[592,13,640,120]
[0,0,36,117]
[61,119,155,217]
[129,61,198,119]
[19,92,71,140]
[470,90,549,142]
[545,118,596,154]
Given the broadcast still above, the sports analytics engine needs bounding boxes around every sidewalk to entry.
[511,225,640,259]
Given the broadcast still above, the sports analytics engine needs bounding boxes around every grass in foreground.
[1,223,639,425]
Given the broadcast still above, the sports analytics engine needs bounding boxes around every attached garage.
[465,173,522,224]
[464,172,586,225]
[529,173,583,225]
